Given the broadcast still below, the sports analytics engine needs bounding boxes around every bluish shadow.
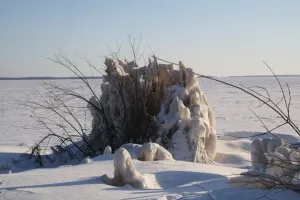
[0,176,101,191]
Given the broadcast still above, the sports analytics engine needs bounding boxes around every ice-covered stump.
[87,57,170,151]
[87,57,217,163]
[101,148,148,188]
[87,96,109,153]
[156,65,217,163]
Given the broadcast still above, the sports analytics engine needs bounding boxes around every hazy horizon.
[1,0,300,77]
[1,74,300,80]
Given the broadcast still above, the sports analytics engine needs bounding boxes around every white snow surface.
[1,77,300,199]
[0,137,299,200]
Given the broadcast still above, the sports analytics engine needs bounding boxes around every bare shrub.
[21,49,183,167]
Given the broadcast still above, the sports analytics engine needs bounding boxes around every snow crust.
[1,134,300,199]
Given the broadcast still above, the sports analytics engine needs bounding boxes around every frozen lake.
[0,76,300,146]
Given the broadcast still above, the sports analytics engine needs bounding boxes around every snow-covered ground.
[0,76,300,199]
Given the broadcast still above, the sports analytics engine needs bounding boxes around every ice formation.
[229,139,300,190]
[250,138,300,184]
[156,63,217,163]
[81,157,92,164]
[87,58,160,152]
[87,96,108,153]
[119,142,174,161]
[265,148,300,183]
[103,146,112,155]
[250,138,284,173]
[137,142,174,161]
[88,57,217,163]
[101,148,148,188]
[120,143,143,159]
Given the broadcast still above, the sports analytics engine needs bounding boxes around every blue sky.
[1,0,300,77]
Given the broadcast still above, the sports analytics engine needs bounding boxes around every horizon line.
[0,76,103,80]
[1,74,300,80]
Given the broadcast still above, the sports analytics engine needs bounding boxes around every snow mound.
[81,157,93,164]
[103,146,112,155]
[137,142,174,161]
[101,147,149,188]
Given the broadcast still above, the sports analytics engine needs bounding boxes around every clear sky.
[1,0,300,77]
